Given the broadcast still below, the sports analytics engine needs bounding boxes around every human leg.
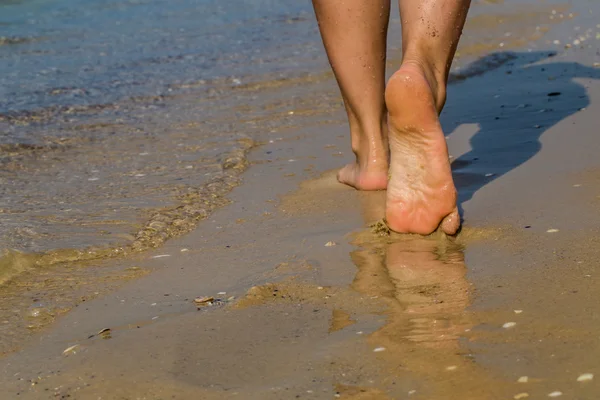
[385,0,471,234]
[312,0,391,190]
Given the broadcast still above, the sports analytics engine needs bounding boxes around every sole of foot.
[384,62,459,235]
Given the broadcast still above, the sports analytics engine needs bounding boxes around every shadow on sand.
[443,50,600,218]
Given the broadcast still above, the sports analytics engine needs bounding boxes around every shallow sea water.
[0,0,331,276]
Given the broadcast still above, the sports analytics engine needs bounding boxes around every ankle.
[349,119,389,170]
[399,59,447,112]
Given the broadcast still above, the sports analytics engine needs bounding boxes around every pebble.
[62,344,80,356]
[194,296,214,306]
[373,347,386,352]
[325,241,337,247]
[218,291,227,295]
[503,322,517,329]
[546,229,559,233]
[577,373,594,382]
[88,177,99,181]
[151,254,171,259]
[548,392,562,397]
[514,310,523,314]
[134,173,146,177]
[514,393,529,399]
[180,248,189,252]
[408,390,417,395]
[446,366,458,371]
[518,376,529,383]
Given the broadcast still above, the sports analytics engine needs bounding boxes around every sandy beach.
[2,0,600,398]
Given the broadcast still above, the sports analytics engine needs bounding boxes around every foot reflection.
[349,192,497,398]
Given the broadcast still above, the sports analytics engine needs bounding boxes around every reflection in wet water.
[348,193,501,399]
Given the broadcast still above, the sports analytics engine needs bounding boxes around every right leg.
[312,0,391,190]
[384,0,471,235]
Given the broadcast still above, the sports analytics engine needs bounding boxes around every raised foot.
[337,163,388,191]
[384,63,459,235]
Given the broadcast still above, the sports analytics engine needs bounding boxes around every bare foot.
[337,163,388,191]
[384,63,459,235]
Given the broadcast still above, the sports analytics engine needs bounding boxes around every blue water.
[0,0,322,116]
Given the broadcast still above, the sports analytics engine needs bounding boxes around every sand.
[2,0,600,399]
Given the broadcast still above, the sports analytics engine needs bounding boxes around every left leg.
[312,0,391,190]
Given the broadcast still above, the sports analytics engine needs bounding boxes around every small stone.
[408,390,417,395]
[373,347,386,352]
[446,366,458,371]
[151,254,171,259]
[518,376,529,383]
[514,393,529,399]
[325,241,337,247]
[548,392,562,397]
[546,229,559,233]
[194,296,214,306]
[62,345,80,356]
[577,373,594,382]
[503,322,517,329]
[514,310,523,314]
[180,248,189,252]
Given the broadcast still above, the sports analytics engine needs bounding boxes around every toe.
[440,207,460,235]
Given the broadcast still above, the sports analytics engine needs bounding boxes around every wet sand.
[2,0,600,398]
